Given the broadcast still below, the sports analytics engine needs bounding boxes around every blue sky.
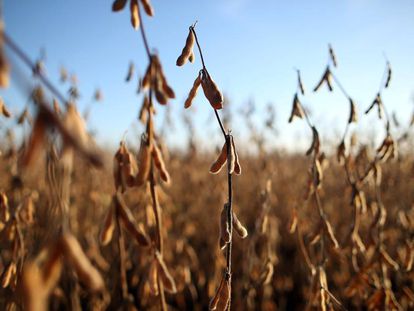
[2,0,414,152]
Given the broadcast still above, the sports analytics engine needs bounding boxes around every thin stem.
[147,84,166,310]
[3,32,68,106]
[378,60,389,94]
[115,210,129,300]
[331,71,350,100]
[136,3,151,60]
[149,164,163,253]
[190,26,206,70]
[225,134,233,311]
[188,26,235,311]
[214,109,227,138]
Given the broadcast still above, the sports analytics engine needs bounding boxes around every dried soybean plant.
[176,24,246,310]
[0,25,107,309]
[316,47,405,309]
[100,0,177,309]
[288,66,346,310]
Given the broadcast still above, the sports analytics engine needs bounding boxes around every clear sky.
[2,0,414,152]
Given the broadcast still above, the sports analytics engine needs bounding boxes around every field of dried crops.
[1,1,414,311]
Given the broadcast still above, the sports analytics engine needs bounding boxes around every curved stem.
[190,26,206,70]
[331,71,350,100]
[137,3,151,60]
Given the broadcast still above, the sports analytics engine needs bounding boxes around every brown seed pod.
[288,93,305,123]
[130,0,140,30]
[233,211,248,238]
[313,67,333,92]
[115,192,150,246]
[155,251,177,294]
[385,61,391,88]
[22,262,48,311]
[176,29,195,66]
[219,204,231,249]
[184,74,201,109]
[348,98,357,123]
[42,241,64,293]
[18,108,30,124]
[210,142,227,174]
[0,23,10,88]
[125,61,134,82]
[148,260,159,295]
[112,0,128,11]
[21,109,48,168]
[0,192,9,222]
[297,70,305,95]
[140,0,154,16]
[0,98,11,117]
[114,141,137,191]
[260,261,274,285]
[154,56,175,100]
[337,140,346,165]
[227,137,236,175]
[209,275,230,311]
[52,98,61,115]
[135,136,152,186]
[288,208,298,234]
[314,158,323,188]
[404,241,413,272]
[201,71,223,110]
[323,218,339,249]
[138,95,149,124]
[155,89,168,105]
[60,233,104,292]
[365,93,383,119]
[22,242,63,311]
[231,136,241,175]
[100,205,115,246]
[141,62,152,90]
[329,44,337,67]
[1,262,16,288]
[152,143,170,183]
[306,126,320,156]
[380,248,399,271]
[189,51,195,63]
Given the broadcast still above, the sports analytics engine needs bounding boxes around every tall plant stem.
[191,25,234,310]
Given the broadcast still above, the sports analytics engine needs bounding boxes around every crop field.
[0,1,413,310]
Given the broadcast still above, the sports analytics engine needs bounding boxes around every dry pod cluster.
[210,135,241,175]
[176,28,195,66]
[142,55,175,105]
[112,0,154,29]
